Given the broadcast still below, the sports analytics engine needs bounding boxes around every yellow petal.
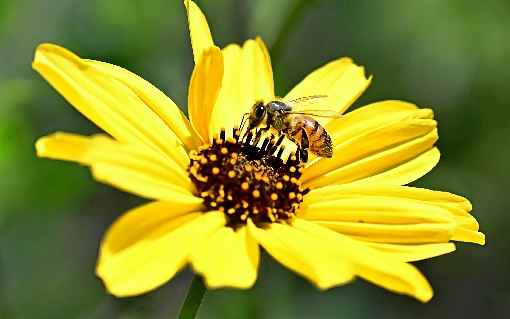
[304,184,484,245]
[97,211,225,297]
[366,242,456,262]
[452,228,486,245]
[284,57,371,123]
[87,60,201,150]
[32,43,188,166]
[293,219,433,302]
[314,220,454,244]
[98,201,204,261]
[314,101,439,185]
[303,101,438,188]
[36,132,199,202]
[184,0,214,64]
[247,220,353,289]
[209,39,275,136]
[325,100,428,141]
[188,46,224,143]
[307,183,473,212]
[190,226,259,289]
[356,148,440,186]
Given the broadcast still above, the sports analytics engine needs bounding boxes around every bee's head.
[248,101,266,129]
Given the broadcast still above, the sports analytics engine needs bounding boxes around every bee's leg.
[299,129,309,163]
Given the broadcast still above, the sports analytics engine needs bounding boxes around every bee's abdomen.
[303,118,333,157]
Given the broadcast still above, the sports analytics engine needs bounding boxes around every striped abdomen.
[287,115,333,158]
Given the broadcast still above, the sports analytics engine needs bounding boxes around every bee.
[240,95,341,162]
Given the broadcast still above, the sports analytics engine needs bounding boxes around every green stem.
[178,275,206,319]
[271,0,319,66]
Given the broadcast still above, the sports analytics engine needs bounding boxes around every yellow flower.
[33,0,484,302]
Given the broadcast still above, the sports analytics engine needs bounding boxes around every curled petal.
[184,0,215,64]
[188,46,224,143]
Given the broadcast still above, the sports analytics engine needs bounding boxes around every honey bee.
[241,95,341,162]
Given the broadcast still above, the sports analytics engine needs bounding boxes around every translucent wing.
[285,109,343,118]
[280,95,343,118]
[286,95,328,105]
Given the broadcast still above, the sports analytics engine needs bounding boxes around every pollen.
[188,128,309,228]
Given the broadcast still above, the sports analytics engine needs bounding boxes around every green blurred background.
[0,0,507,318]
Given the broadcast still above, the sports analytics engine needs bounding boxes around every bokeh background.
[0,0,508,318]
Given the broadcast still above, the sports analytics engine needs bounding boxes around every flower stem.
[178,275,206,319]
[271,0,319,66]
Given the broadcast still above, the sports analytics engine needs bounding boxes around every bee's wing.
[284,95,344,119]
[285,109,343,118]
[286,95,328,105]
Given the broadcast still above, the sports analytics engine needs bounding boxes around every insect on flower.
[32,0,485,304]
[240,95,340,162]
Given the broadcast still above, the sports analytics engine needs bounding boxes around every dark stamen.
[188,128,309,228]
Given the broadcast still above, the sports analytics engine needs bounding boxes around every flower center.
[188,128,309,228]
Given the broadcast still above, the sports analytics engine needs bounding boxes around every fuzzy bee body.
[244,99,337,162]
[283,115,333,158]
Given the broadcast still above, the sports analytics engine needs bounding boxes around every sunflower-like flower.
[34,0,484,302]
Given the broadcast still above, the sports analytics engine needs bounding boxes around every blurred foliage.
[0,0,509,318]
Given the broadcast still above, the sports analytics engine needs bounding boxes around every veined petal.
[303,184,485,245]
[36,132,199,202]
[32,43,188,166]
[284,57,371,125]
[303,101,438,188]
[247,220,353,290]
[87,60,201,150]
[293,219,433,302]
[184,0,215,64]
[209,39,275,137]
[188,46,224,143]
[97,210,225,297]
[190,226,259,289]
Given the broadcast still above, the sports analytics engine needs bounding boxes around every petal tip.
[34,136,49,157]
[416,287,434,303]
[477,232,486,245]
